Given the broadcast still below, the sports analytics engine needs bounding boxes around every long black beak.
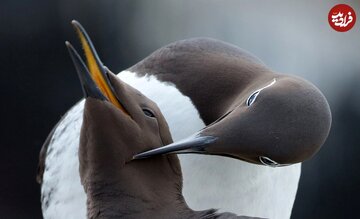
[66,41,106,100]
[133,135,217,159]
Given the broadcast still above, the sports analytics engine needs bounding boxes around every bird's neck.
[84,180,220,219]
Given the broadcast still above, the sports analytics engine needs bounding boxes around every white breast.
[41,70,300,219]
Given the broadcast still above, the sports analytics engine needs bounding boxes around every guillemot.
[37,20,331,219]
[72,41,262,218]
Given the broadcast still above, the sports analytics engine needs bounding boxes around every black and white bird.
[37,21,331,219]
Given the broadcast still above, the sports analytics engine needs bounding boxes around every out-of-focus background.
[1,0,359,218]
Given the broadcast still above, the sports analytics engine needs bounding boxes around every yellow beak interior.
[73,23,129,115]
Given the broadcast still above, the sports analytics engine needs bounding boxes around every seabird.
[73,42,263,218]
[37,21,331,219]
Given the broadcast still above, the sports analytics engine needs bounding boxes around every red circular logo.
[328,4,356,32]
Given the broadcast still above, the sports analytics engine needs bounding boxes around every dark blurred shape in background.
[1,0,359,218]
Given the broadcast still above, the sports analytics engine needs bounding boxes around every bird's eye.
[142,108,155,118]
[246,91,260,106]
[259,156,279,167]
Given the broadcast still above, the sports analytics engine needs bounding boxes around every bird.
[37,20,331,219]
[73,40,263,218]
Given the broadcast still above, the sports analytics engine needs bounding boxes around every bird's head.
[201,75,332,166]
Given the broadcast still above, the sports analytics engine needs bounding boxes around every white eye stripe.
[246,78,276,106]
[260,78,277,90]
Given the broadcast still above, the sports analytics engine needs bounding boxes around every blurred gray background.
[1,0,359,218]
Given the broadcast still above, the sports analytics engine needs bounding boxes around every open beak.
[65,20,129,116]
[66,42,106,100]
[133,135,217,159]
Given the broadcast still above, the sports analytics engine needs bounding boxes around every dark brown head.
[200,75,332,165]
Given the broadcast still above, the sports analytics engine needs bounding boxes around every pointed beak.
[66,20,129,116]
[66,41,106,100]
[133,135,217,159]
